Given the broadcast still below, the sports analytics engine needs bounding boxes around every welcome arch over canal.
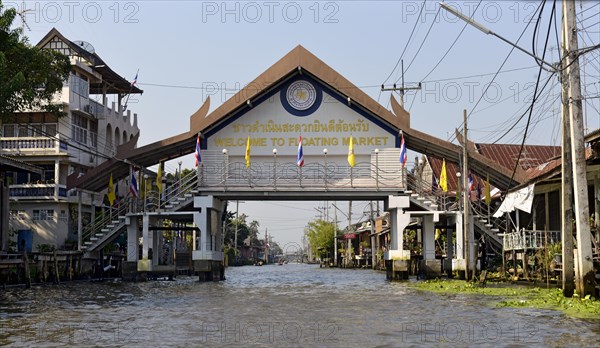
[71,45,522,280]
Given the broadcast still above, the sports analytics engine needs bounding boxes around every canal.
[1,264,599,347]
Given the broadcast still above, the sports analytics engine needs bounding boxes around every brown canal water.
[1,263,599,347]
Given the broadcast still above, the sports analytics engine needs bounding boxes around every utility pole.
[560,7,575,297]
[234,200,239,265]
[370,201,376,269]
[334,201,338,267]
[563,0,595,297]
[348,201,352,267]
[381,60,422,107]
[462,109,471,280]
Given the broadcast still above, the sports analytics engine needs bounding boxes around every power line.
[446,0,544,144]
[396,2,441,82]
[381,0,426,86]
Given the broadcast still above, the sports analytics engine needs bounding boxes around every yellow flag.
[245,135,251,168]
[440,159,448,192]
[347,136,356,167]
[485,174,491,205]
[156,163,163,193]
[107,174,116,206]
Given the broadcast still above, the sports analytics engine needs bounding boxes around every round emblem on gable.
[286,80,317,111]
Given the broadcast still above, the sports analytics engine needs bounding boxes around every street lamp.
[273,148,277,188]
[323,148,328,189]
[222,149,228,187]
[374,149,379,190]
[439,2,556,71]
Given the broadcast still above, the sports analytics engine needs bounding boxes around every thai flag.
[468,173,474,193]
[130,169,138,198]
[131,72,138,87]
[297,135,304,167]
[399,132,407,167]
[195,134,202,166]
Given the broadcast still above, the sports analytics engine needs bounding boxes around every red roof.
[427,143,560,192]
[476,144,560,171]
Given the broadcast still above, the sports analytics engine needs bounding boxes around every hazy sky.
[9,0,599,247]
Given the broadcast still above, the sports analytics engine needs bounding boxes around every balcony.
[9,184,68,200]
[0,136,67,155]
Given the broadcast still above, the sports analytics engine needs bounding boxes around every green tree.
[223,212,250,249]
[0,2,71,119]
[305,219,335,258]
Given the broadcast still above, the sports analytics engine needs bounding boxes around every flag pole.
[123,68,139,111]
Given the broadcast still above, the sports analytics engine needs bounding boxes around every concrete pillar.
[454,212,464,259]
[422,215,435,260]
[54,159,60,199]
[126,217,138,262]
[595,177,600,238]
[142,214,149,259]
[193,195,226,255]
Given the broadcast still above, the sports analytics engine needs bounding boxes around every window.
[89,120,98,147]
[10,210,26,221]
[59,210,68,222]
[45,124,57,136]
[18,125,29,137]
[70,74,89,98]
[2,125,15,137]
[71,114,88,145]
[33,209,54,221]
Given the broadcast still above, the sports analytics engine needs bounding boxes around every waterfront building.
[1,28,142,251]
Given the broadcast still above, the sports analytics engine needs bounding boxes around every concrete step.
[405,190,413,194]
[106,224,115,229]
[84,241,92,246]
[491,228,500,233]
[485,224,493,228]
[165,205,173,209]
[410,193,419,198]
[184,193,192,198]
[101,228,110,233]
[95,233,104,237]
[90,237,98,241]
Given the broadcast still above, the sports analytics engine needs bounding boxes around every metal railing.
[81,198,130,249]
[198,160,405,190]
[502,229,561,251]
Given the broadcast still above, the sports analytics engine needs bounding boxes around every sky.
[7,0,599,248]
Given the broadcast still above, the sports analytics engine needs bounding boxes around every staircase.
[471,201,505,251]
[82,171,201,253]
[406,176,444,212]
[81,200,129,252]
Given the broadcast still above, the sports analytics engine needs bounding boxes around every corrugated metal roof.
[427,143,560,192]
[476,144,560,171]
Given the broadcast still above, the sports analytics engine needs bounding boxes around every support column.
[77,191,82,251]
[421,214,441,277]
[138,214,151,272]
[193,196,226,281]
[54,159,60,199]
[594,177,600,240]
[127,217,139,262]
[386,195,410,280]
